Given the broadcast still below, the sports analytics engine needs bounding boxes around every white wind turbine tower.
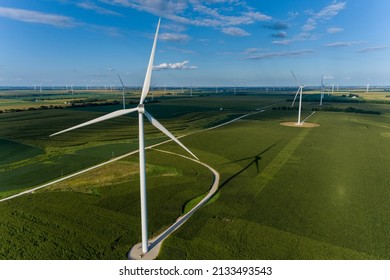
[320,75,324,106]
[290,70,305,125]
[50,19,198,254]
[366,83,370,93]
[118,74,126,109]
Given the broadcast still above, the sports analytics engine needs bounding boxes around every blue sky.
[1,0,390,87]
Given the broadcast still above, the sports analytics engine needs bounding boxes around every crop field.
[0,92,389,259]
[158,106,390,259]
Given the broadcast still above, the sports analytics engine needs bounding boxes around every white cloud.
[0,7,76,27]
[222,27,250,36]
[161,22,186,32]
[153,60,198,70]
[324,41,361,47]
[303,1,346,32]
[244,11,271,22]
[274,3,345,46]
[327,27,343,33]
[246,49,314,60]
[101,0,271,34]
[242,48,262,54]
[158,33,190,42]
[302,18,316,32]
[288,11,299,19]
[356,46,390,53]
[272,39,292,45]
[0,6,122,36]
[316,1,346,20]
[77,1,122,16]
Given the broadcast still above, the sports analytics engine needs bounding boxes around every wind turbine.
[366,83,370,93]
[118,74,126,109]
[290,70,305,125]
[50,19,198,254]
[320,75,324,106]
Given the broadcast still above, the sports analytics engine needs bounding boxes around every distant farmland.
[0,92,389,259]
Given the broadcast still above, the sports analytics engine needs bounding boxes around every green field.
[159,110,390,259]
[0,92,389,259]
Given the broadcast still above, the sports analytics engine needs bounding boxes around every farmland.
[0,90,389,259]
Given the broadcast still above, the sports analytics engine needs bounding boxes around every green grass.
[158,109,390,259]
[0,139,43,166]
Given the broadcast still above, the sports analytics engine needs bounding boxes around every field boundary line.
[349,118,390,129]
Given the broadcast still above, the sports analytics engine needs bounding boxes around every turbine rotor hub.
[138,104,145,113]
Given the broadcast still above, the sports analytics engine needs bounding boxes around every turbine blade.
[139,18,161,105]
[50,107,138,137]
[291,87,300,107]
[118,74,125,89]
[144,110,199,160]
[291,70,300,86]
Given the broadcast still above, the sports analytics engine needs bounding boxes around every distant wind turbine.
[291,70,305,125]
[320,75,324,106]
[50,19,198,254]
[366,83,370,93]
[118,74,126,109]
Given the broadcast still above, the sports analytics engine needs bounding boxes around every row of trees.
[312,106,381,115]
[0,100,120,114]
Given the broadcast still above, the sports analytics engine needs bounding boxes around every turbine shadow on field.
[218,141,280,191]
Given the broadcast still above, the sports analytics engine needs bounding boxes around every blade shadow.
[217,141,280,191]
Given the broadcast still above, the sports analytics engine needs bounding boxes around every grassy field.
[0,151,212,259]
[0,92,389,259]
[158,107,390,259]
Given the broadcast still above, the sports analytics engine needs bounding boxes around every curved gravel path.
[128,149,220,260]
